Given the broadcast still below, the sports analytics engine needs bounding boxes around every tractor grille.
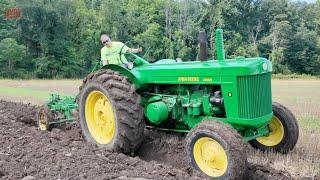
[237,73,272,119]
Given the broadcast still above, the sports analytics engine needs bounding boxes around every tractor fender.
[102,64,142,88]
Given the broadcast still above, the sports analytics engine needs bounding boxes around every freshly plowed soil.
[0,100,291,179]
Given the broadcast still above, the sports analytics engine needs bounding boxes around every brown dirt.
[0,100,292,180]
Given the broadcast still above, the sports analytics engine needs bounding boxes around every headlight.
[262,63,268,71]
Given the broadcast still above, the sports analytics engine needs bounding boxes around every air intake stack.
[215,28,225,60]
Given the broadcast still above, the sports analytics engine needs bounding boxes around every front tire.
[186,120,247,179]
[79,69,145,154]
[250,102,299,153]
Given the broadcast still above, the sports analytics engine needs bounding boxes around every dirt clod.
[0,100,292,179]
[0,171,5,178]
[21,176,36,180]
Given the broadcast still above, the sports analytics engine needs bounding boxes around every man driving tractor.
[100,34,142,66]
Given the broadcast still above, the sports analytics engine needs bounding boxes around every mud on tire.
[186,120,247,179]
[78,69,145,154]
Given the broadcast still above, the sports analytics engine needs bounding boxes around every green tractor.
[40,29,299,179]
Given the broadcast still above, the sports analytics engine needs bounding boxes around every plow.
[36,29,299,179]
[37,94,78,131]
[36,59,102,130]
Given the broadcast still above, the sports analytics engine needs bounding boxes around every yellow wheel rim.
[193,137,228,177]
[38,109,48,131]
[256,116,284,146]
[85,90,116,144]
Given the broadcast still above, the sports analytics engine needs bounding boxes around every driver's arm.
[127,47,142,53]
[102,59,109,65]
[101,48,109,65]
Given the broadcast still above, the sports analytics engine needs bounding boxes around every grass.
[0,85,63,99]
[0,78,319,177]
[272,73,320,79]
[298,117,320,130]
[0,79,80,104]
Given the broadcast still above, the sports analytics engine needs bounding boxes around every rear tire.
[186,120,247,179]
[79,69,145,154]
[249,102,299,153]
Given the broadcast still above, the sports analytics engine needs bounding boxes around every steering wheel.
[119,41,150,69]
[119,40,132,64]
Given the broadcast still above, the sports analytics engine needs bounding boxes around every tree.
[0,0,319,78]
[0,38,26,77]
[286,25,320,75]
[0,0,17,40]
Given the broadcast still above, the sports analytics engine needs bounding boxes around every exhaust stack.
[198,31,208,61]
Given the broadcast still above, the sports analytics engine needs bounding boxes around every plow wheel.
[78,69,145,155]
[37,107,54,131]
[250,102,299,153]
[186,120,247,179]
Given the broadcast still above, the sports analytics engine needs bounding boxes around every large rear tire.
[249,102,299,153]
[78,69,145,154]
[186,120,247,179]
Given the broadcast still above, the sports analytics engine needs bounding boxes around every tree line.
[0,0,319,78]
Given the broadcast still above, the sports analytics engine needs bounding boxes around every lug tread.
[79,69,145,154]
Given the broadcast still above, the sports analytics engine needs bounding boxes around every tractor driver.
[100,34,142,66]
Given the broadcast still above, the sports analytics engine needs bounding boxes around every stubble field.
[0,79,319,179]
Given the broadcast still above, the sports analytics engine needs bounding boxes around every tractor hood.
[104,57,272,88]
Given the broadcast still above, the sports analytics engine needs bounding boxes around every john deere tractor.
[40,29,299,179]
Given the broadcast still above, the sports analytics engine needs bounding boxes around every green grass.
[298,117,320,130]
[0,85,70,100]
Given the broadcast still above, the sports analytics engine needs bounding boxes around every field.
[0,79,319,179]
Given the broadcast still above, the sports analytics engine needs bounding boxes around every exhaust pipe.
[198,31,208,61]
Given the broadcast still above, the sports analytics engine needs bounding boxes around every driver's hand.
[125,62,134,69]
[102,59,109,66]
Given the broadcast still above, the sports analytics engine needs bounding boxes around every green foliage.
[0,38,26,78]
[0,0,17,40]
[0,0,319,78]
[269,48,291,74]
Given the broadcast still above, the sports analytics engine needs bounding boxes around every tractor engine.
[142,85,226,129]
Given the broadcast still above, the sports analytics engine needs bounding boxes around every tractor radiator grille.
[237,73,272,119]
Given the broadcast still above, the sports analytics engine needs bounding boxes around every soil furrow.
[0,100,290,180]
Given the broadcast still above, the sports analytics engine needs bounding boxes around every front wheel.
[186,120,247,179]
[250,102,299,153]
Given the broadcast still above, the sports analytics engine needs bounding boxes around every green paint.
[146,101,169,125]
[45,94,78,125]
[215,28,225,60]
[100,28,275,141]
[202,95,211,116]
[243,125,269,142]
[146,126,190,133]
[50,28,276,142]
